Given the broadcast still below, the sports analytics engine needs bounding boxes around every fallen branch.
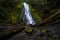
[38,10,60,26]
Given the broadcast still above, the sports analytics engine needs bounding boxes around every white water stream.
[23,2,36,25]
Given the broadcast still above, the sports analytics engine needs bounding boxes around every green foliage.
[25,26,33,33]
[16,0,25,9]
[29,0,39,4]
[0,0,60,25]
[0,9,7,19]
[11,13,19,24]
[0,0,3,3]
[30,6,43,23]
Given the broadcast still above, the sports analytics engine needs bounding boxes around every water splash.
[23,2,36,25]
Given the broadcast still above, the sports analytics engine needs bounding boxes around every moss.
[11,14,19,24]
[16,0,25,9]
[0,0,3,3]
[12,30,17,32]
[24,26,33,33]
[30,5,43,24]
[42,29,46,33]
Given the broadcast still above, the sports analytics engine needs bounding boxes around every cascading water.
[23,2,36,25]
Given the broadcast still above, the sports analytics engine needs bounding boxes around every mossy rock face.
[30,5,43,24]
[16,0,25,9]
[24,26,33,33]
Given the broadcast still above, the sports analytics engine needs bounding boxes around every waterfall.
[23,2,36,25]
